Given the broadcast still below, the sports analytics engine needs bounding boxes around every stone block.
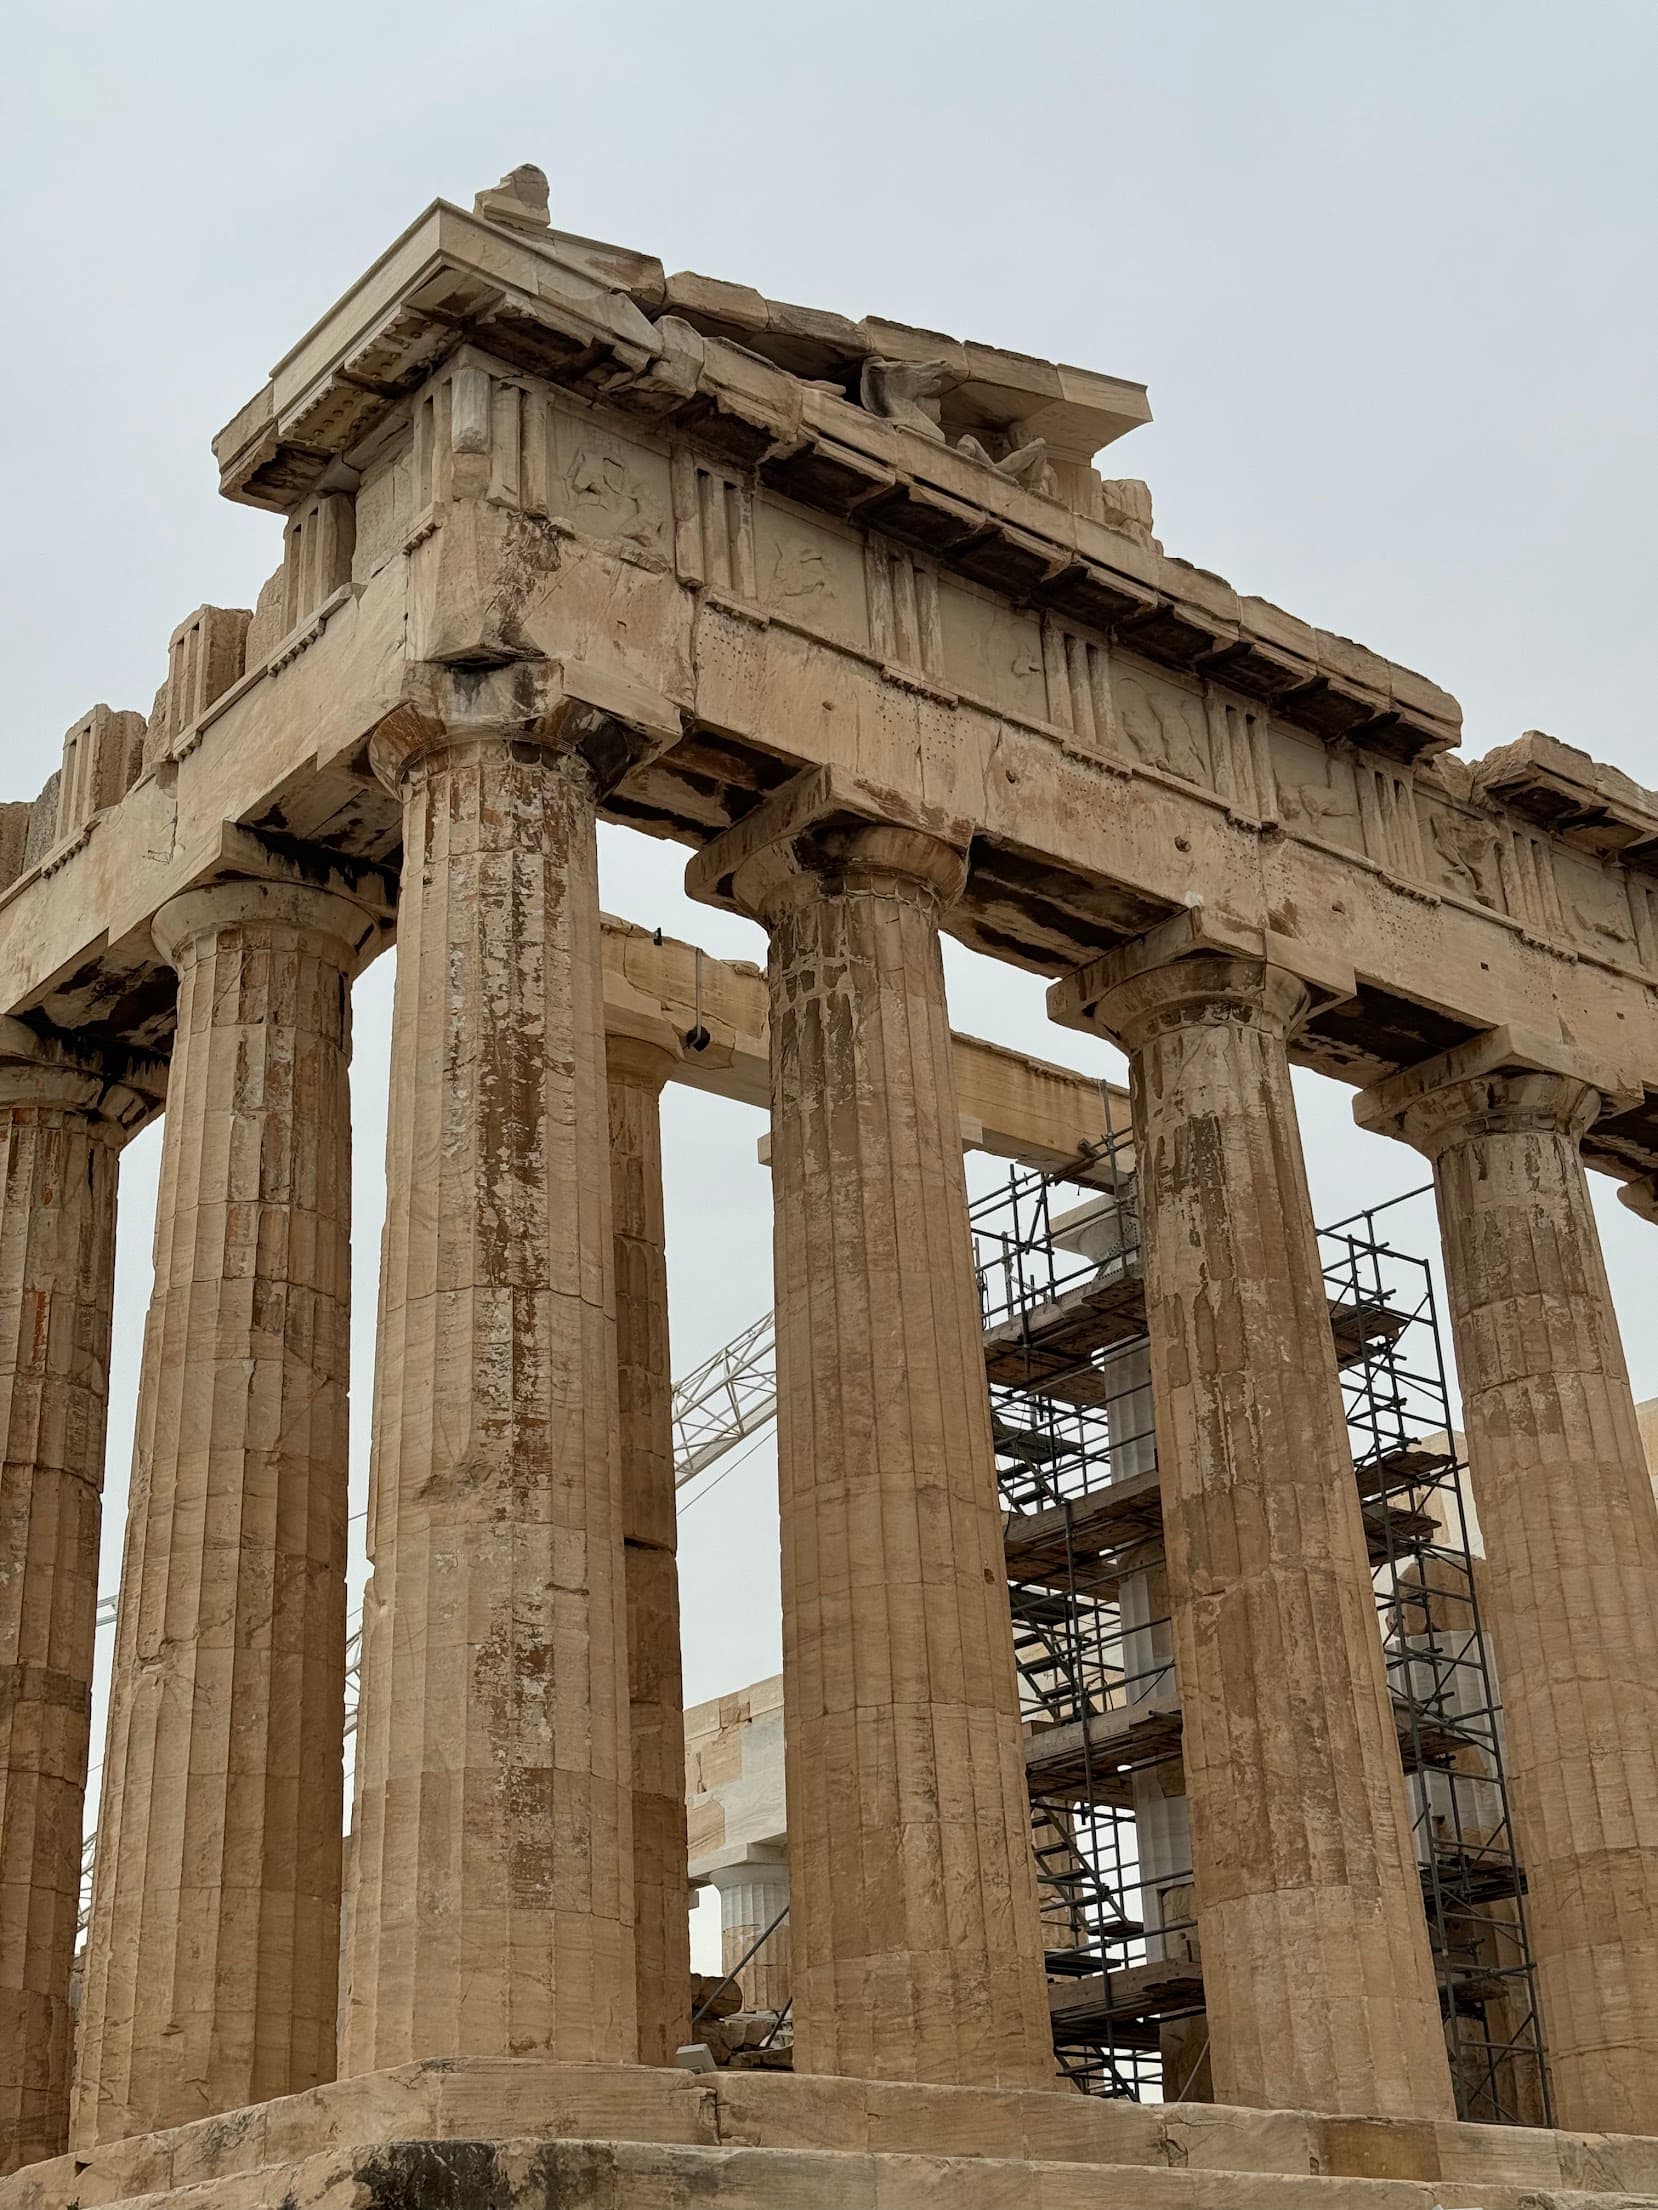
[256,2070,432,2169]
[863,2082,1040,2160]
[1556,2130,1658,2195]
[165,2106,271,2189]
[1162,2104,1319,2174]
[871,2152,1040,2208]
[1432,2119,1563,2189]
[431,2064,716,2148]
[710,2069,869,2153]
[70,2127,175,2205]
[1016,2087,1166,2166]
[1321,2118,1439,2181]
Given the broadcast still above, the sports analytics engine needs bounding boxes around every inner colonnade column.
[1358,1034,1658,2135]
[1051,913,1454,2121]
[74,871,385,2147]
[709,1856,791,2014]
[605,1016,692,2066]
[0,1024,157,2172]
[343,683,635,2071]
[687,767,1057,2092]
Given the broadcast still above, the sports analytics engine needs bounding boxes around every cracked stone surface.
[1087,948,1454,2121]
[707,816,1057,2090]
[0,1029,138,2170]
[606,1030,691,2066]
[343,729,633,2073]
[1369,1062,1658,2135]
[74,881,375,2146]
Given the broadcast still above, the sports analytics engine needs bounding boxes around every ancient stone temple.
[1,161,1656,2206]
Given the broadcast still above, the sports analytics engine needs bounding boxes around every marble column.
[73,874,380,2147]
[0,1024,155,2171]
[710,1854,790,2013]
[1051,920,1453,2120]
[688,771,1056,2091]
[1358,1035,1658,2134]
[606,1019,692,2066]
[344,703,634,2072]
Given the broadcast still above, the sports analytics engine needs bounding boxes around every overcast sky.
[5,2,1655,1969]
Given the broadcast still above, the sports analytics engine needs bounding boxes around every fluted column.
[1359,1034,1658,2133]
[606,1019,691,2066]
[0,1024,155,2171]
[344,701,634,2072]
[710,1856,790,2013]
[73,874,380,2147]
[687,769,1056,2092]
[1051,918,1453,2120]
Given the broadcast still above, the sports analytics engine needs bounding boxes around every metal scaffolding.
[970,1124,1550,2120]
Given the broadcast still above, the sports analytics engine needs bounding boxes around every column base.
[10,2062,1658,2210]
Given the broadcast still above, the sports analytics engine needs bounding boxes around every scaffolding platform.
[1004,1468,1439,1595]
[1023,1691,1473,1808]
[1050,1954,1524,2044]
[1049,1960,1206,2040]
[983,1277,1410,1406]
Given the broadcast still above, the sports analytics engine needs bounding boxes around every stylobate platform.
[7,2062,1658,2210]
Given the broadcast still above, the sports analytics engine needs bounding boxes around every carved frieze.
[671,451,757,602]
[1204,696,1276,824]
[938,585,1048,724]
[752,506,869,655]
[1554,845,1640,964]
[145,607,252,768]
[867,540,945,687]
[1351,757,1426,883]
[1498,824,1567,943]
[1630,877,1658,975]
[1040,618,1118,762]
[1424,798,1506,911]
[556,435,669,565]
[282,490,356,635]
[56,707,145,841]
[1270,733,1363,853]
[1115,666,1212,789]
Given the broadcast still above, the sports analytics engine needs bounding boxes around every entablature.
[6,174,1656,1188]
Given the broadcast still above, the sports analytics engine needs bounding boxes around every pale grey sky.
[4,1,1655,1970]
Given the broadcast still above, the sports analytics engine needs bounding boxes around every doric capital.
[684,765,970,926]
[1619,1175,1658,1225]
[604,1002,683,1093]
[0,1015,166,1141]
[1354,1026,1641,1158]
[153,875,389,979]
[1048,906,1355,1057]
[369,657,682,799]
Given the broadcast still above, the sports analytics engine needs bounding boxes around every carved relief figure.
[1429,809,1506,910]
[1117,674,1209,785]
[570,449,656,550]
[768,540,830,604]
[1556,850,1637,952]
[1278,771,1359,843]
